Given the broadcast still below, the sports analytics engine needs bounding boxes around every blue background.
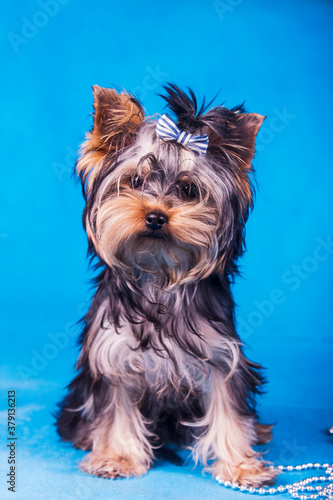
[1,1,332,499]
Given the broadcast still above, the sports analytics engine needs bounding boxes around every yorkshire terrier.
[57,84,278,487]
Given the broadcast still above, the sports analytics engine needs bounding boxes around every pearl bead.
[287,465,294,471]
[314,463,320,468]
[249,487,255,493]
[296,465,302,470]
[277,465,284,470]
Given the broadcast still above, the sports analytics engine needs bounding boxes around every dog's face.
[76,85,264,289]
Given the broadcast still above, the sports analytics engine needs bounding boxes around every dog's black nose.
[145,212,168,231]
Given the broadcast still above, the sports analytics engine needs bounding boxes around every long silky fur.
[56,84,277,485]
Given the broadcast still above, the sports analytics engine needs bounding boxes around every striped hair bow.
[156,114,209,156]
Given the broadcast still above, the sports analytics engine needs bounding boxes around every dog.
[56,84,278,487]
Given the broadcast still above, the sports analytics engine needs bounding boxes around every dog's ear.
[77,86,144,193]
[232,112,265,168]
[206,110,265,170]
[204,109,265,208]
[90,86,144,152]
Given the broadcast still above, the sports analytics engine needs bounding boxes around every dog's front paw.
[79,452,148,479]
[212,458,280,488]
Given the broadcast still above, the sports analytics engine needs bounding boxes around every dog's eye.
[179,182,198,200]
[130,175,144,189]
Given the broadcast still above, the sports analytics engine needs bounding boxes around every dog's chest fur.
[86,293,235,404]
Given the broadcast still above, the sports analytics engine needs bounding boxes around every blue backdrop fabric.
[1,0,332,499]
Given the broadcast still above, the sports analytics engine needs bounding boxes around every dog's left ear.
[232,113,265,168]
[206,111,265,169]
[204,110,265,208]
[77,86,144,193]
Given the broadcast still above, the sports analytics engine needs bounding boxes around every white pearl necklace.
[215,463,333,499]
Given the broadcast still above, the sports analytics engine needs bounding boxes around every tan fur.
[213,459,278,488]
[79,384,154,479]
[189,371,278,486]
[88,185,219,287]
[76,87,144,193]
[80,453,148,479]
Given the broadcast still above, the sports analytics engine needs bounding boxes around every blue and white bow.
[156,114,209,156]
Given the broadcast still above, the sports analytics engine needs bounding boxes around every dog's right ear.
[90,86,144,153]
[76,86,144,193]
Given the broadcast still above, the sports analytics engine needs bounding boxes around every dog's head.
[76,84,264,289]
